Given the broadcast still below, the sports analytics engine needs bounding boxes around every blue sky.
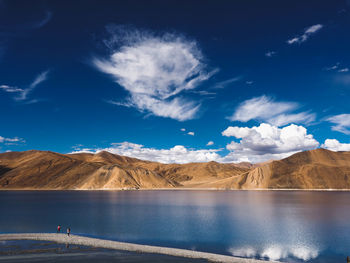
[1,0,350,163]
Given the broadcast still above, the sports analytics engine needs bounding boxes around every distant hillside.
[240,149,350,189]
[0,149,350,190]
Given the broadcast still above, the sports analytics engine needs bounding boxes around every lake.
[0,190,349,262]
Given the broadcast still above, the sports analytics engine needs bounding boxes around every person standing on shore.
[67,227,70,236]
[57,225,61,233]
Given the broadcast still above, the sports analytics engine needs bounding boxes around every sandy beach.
[0,233,275,263]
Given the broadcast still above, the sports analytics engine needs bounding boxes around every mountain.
[0,149,350,190]
[240,148,350,189]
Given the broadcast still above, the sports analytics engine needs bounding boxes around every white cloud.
[180,128,186,132]
[32,11,52,29]
[187,131,195,136]
[287,24,323,44]
[326,114,350,134]
[324,63,349,72]
[228,95,315,126]
[325,63,339,71]
[71,142,221,164]
[339,68,349,72]
[0,135,25,144]
[190,90,216,96]
[94,25,216,121]
[0,85,24,93]
[322,139,350,151]
[265,51,276,57]
[0,70,49,102]
[206,141,214,146]
[0,11,52,61]
[213,76,241,89]
[245,81,253,85]
[70,124,319,164]
[222,123,319,163]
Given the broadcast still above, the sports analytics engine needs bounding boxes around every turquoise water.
[0,190,349,262]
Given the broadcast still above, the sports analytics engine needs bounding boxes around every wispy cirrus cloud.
[287,24,323,45]
[93,25,217,121]
[324,62,349,73]
[30,11,52,29]
[338,68,349,73]
[324,63,340,71]
[0,70,49,103]
[0,10,51,34]
[0,9,52,60]
[228,95,315,127]
[0,135,25,145]
[0,85,24,93]
[326,114,350,134]
[212,76,241,89]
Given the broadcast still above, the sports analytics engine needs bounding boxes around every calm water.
[0,190,349,262]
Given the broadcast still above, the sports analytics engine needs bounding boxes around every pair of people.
[57,225,71,236]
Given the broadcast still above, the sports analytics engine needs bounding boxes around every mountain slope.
[0,150,246,189]
[240,149,350,189]
[1,149,350,190]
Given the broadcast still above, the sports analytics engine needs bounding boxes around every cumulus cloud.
[326,114,350,134]
[0,70,49,102]
[222,123,319,163]
[287,24,323,44]
[187,131,195,136]
[94,25,216,121]
[180,128,186,132]
[322,139,350,151]
[228,95,315,126]
[69,123,320,164]
[70,125,319,164]
[71,142,221,164]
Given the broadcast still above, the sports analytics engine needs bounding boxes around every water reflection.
[0,190,350,262]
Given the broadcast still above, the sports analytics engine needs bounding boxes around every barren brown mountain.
[0,148,350,190]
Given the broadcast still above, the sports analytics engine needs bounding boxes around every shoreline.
[0,233,274,263]
[1,188,350,191]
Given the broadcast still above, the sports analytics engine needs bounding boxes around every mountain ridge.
[1,148,350,190]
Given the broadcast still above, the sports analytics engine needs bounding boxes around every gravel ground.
[0,233,275,263]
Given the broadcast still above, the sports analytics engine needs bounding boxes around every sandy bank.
[0,233,275,263]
